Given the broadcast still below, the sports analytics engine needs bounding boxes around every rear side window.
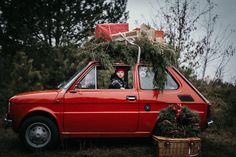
[139,66,178,90]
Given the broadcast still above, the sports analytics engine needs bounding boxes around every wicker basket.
[153,135,201,157]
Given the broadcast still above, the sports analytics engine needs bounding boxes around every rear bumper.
[3,115,13,128]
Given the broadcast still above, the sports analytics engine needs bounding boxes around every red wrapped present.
[95,23,129,41]
[155,30,164,43]
[155,30,164,39]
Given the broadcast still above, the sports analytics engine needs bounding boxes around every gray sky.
[127,0,236,82]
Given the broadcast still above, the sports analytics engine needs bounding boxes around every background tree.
[0,0,128,54]
[0,0,129,113]
[152,0,235,80]
[152,0,211,67]
[196,0,235,80]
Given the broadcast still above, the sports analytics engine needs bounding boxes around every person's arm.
[110,79,123,89]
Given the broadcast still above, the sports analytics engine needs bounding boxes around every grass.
[0,116,155,157]
[201,127,236,157]
[1,115,236,157]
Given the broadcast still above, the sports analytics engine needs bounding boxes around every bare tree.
[151,0,212,67]
[198,0,236,80]
[151,0,235,80]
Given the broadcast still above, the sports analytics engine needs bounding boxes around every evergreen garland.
[154,104,200,138]
[78,38,177,90]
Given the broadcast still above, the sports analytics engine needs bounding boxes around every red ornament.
[175,104,182,118]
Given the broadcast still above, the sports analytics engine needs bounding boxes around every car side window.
[97,68,113,89]
[139,66,178,90]
[77,67,95,89]
[97,66,133,89]
[77,66,133,90]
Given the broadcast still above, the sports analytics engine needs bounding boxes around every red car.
[4,61,212,150]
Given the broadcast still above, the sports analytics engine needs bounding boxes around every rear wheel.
[19,116,59,150]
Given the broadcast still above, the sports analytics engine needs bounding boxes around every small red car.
[4,61,212,150]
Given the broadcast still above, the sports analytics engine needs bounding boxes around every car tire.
[19,116,59,151]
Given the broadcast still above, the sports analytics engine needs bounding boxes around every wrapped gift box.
[155,30,164,43]
[95,23,129,41]
[95,23,164,44]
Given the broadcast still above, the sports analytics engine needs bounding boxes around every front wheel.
[19,116,59,150]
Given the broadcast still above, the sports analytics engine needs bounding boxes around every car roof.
[89,60,131,67]
[88,60,173,69]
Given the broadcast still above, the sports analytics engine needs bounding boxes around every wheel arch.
[18,110,60,134]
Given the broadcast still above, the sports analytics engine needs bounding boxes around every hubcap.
[25,122,51,148]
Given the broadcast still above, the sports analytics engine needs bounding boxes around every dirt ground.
[0,117,236,157]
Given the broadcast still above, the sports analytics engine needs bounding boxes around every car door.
[137,65,209,132]
[137,65,180,132]
[63,64,139,133]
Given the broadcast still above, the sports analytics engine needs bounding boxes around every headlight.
[7,102,11,113]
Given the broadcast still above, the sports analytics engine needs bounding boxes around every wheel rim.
[25,122,51,148]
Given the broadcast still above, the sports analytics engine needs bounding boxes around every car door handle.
[126,96,136,101]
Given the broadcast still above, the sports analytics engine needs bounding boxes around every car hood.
[9,89,61,104]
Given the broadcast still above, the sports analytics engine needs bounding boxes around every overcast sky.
[126,0,236,83]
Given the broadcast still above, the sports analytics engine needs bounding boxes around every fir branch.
[78,38,177,90]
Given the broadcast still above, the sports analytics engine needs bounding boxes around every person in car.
[109,68,128,89]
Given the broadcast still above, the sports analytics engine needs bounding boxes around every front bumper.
[3,116,13,128]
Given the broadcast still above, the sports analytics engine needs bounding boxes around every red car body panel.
[10,90,60,104]
[6,61,210,138]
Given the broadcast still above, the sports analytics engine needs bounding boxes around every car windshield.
[59,62,90,89]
